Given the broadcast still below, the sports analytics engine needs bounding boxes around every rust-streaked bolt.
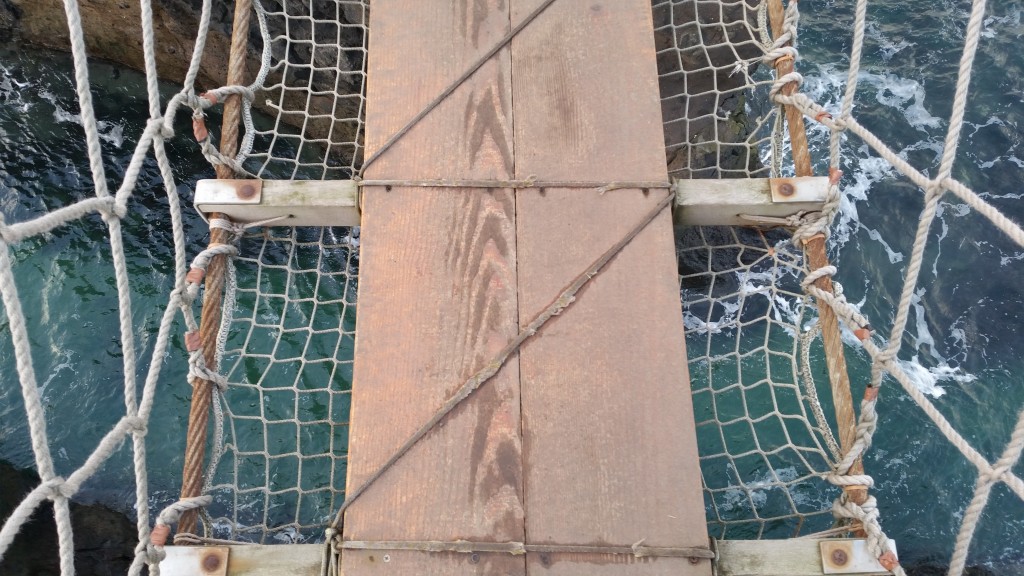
[778,182,795,196]
[238,183,257,200]
[831,549,849,566]
[202,552,221,572]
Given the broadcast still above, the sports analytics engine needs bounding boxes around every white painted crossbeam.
[194,179,360,227]
[193,177,828,228]
[161,545,321,576]
[672,176,829,226]
[716,538,897,576]
[159,537,893,576]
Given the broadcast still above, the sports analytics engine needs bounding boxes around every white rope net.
[0,0,1022,575]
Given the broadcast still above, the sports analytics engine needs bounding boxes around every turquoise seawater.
[2,0,1024,570]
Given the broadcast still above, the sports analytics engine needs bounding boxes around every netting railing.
[242,0,367,179]
[655,0,846,540]
[206,226,358,543]
[654,0,782,180]
[677,225,838,539]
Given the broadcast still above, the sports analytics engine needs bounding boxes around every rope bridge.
[0,1,1021,576]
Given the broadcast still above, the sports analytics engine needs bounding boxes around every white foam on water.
[982,8,1023,39]
[866,22,915,63]
[683,299,741,335]
[0,64,33,114]
[39,89,125,148]
[894,356,977,398]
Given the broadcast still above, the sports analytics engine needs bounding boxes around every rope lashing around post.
[144,496,213,572]
[322,191,675,570]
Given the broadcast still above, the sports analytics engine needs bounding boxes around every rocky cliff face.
[2,0,238,93]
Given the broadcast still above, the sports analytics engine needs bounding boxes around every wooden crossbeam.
[193,177,829,228]
[158,538,897,576]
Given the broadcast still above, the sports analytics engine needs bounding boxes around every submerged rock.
[0,460,137,576]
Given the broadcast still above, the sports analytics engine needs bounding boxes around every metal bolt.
[831,549,849,566]
[383,554,391,563]
[202,552,221,572]
[688,557,701,565]
[469,553,480,564]
[238,183,257,200]
[778,182,795,196]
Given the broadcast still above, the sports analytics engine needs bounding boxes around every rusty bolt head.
[238,183,257,200]
[778,182,796,196]
[202,552,222,572]
[831,549,849,566]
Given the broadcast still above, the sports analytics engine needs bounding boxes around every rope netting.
[203,226,358,544]
[654,0,782,180]
[241,0,367,179]
[677,226,838,539]
[0,0,1022,575]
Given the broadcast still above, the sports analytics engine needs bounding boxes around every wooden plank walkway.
[512,1,708,575]
[342,2,524,576]
[344,1,709,575]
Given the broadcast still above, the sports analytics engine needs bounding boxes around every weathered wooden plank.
[194,179,359,227]
[510,0,711,575]
[716,539,895,576]
[342,1,524,576]
[673,176,829,226]
[161,545,320,576]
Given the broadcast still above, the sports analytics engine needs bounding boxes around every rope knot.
[97,196,127,222]
[188,356,229,392]
[144,543,167,567]
[42,477,75,500]
[124,415,148,436]
[146,117,175,140]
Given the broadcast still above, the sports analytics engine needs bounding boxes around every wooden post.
[767,0,868,507]
[177,0,250,537]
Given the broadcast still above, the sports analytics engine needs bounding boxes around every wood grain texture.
[510,0,711,575]
[343,1,524,575]
[510,0,667,182]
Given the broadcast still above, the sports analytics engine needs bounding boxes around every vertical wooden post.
[177,0,250,537]
[767,0,868,507]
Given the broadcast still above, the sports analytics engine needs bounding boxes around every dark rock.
[653,0,767,179]
[6,0,366,167]
[0,0,18,43]
[0,460,138,576]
